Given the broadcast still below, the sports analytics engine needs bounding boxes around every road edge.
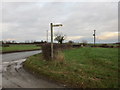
[1,49,41,54]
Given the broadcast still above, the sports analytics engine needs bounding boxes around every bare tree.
[54,32,66,44]
[68,40,74,44]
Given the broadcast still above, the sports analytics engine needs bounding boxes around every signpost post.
[50,23,63,60]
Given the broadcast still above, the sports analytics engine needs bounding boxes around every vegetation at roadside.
[2,44,41,53]
[24,47,119,88]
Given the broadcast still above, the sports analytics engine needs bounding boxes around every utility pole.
[46,30,48,42]
[93,30,96,46]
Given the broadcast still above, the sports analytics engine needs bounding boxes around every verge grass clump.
[54,50,65,67]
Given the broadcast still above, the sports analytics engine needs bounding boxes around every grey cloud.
[2,2,118,43]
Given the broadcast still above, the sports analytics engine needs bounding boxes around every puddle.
[13,59,26,71]
[2,59,26,72]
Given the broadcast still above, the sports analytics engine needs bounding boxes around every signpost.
[50,23,63,60]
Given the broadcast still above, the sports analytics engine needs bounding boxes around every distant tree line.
[1,40,47,45]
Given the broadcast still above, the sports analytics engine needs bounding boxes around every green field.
[2,44,41,53]
[24,47,119,88]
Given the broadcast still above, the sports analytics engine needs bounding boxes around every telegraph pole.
[46,30,48,42]
[93,30,96,46]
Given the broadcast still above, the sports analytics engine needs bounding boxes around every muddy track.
[2,51,63,88]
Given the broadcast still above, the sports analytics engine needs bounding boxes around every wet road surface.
[1,50,63,88]
[2,50,41,62]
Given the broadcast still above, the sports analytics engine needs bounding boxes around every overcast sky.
[1,1,119,43]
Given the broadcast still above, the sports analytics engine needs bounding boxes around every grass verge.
[23,47,119,88]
